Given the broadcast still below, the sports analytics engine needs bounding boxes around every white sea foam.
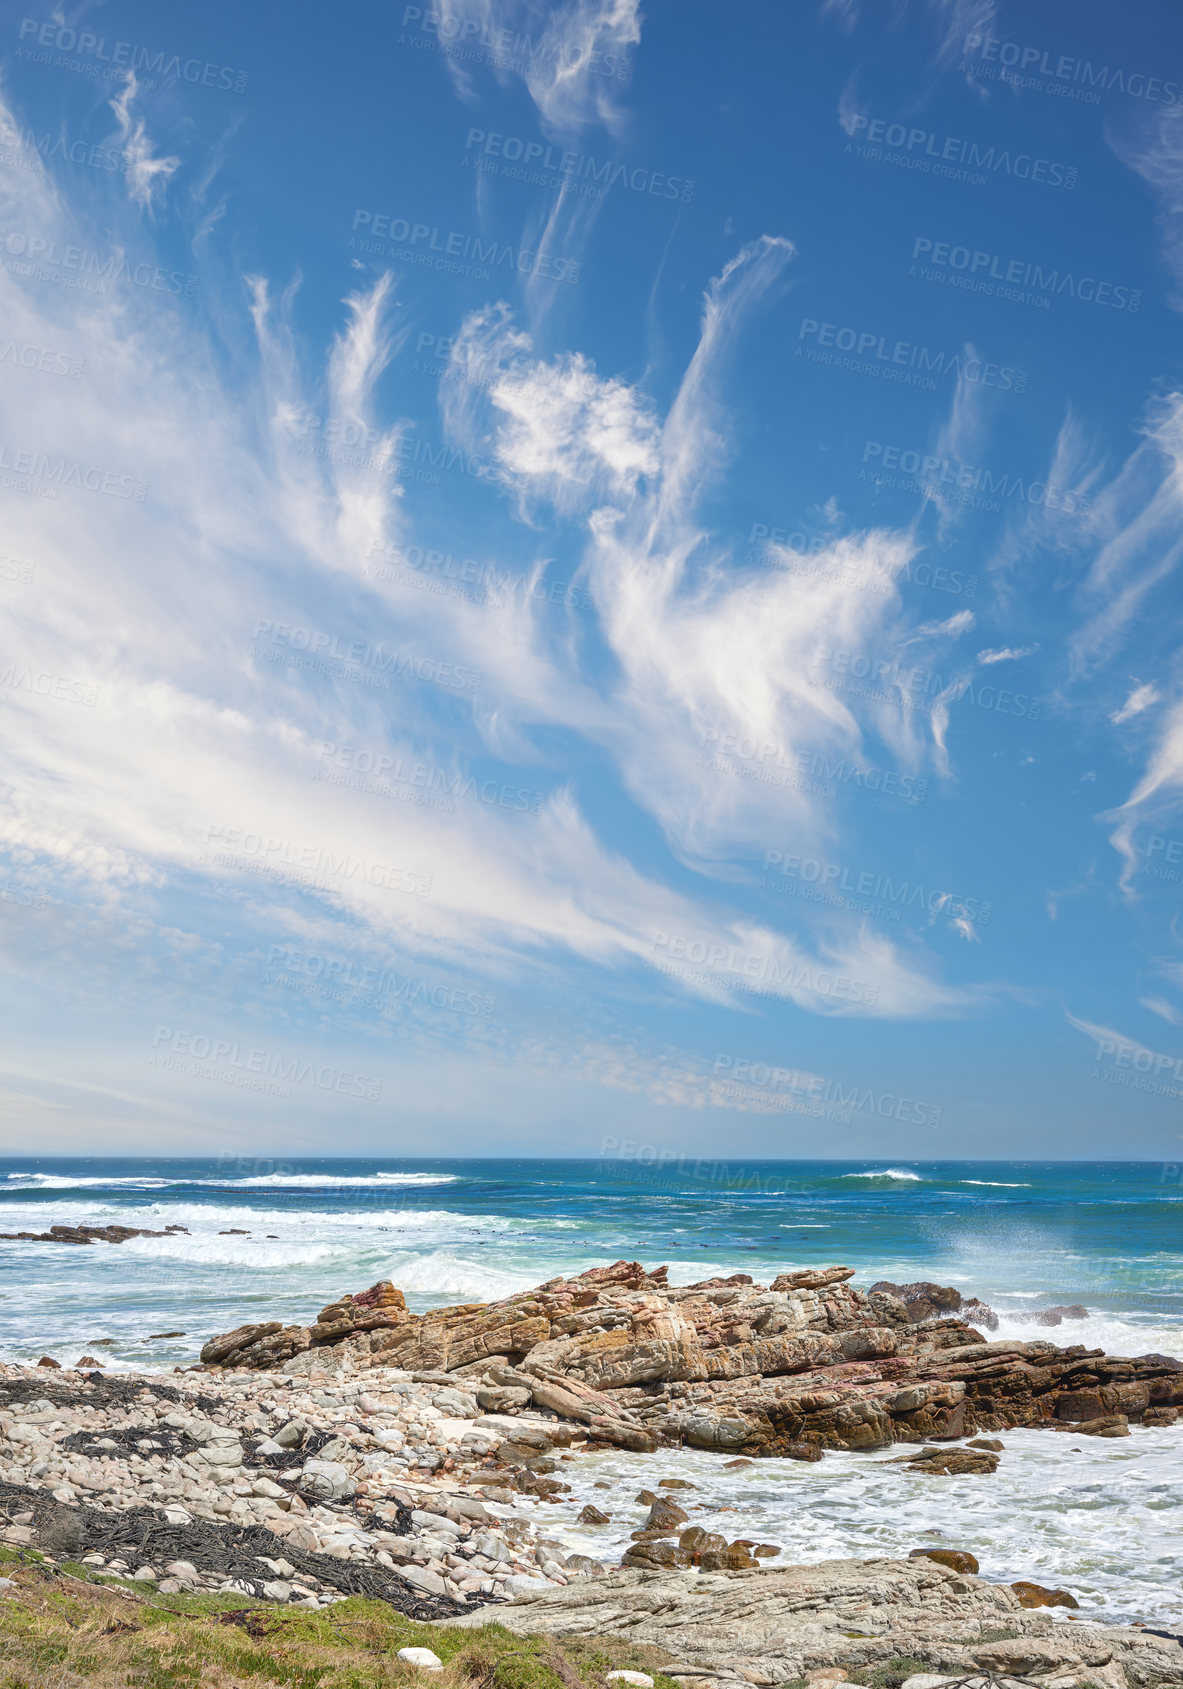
[549,1426,1183,1626]
[2,1174,173,1189]
[213,1173,460,1188]
[959,1180,1033,1187]
[841,1168,922,1181]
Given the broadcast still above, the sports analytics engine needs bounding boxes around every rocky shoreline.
[2,1259,1182,1686]
[197,1259,1183,1456]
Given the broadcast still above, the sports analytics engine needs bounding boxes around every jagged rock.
[894,1446,999,1475]
[960,1299,999,1332]
[699,1544,758,1570]
[1011,1580,1080,1609]
[0,1223,191,1245]
[577,1504,610,1525]
[1052,1414,1130,1438]
[645,1498,688,1531]
[908,1548,980,1574]
[200,1261,1183,1457]
[620,1540,690,1570]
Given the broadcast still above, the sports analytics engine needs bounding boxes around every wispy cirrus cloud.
[110,74,181,213]
[432,0,642,135]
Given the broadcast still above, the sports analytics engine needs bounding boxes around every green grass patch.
[0,1565,686,1689]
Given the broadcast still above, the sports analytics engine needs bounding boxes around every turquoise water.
[1,1157,1180,1369]
[2,1156,1182,1626]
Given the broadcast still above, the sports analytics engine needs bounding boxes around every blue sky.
[2,0,1183,1159]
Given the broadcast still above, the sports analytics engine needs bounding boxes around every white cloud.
[1113,103,1183,308]
[432,0,642,135]
[977,644,1038,665]
[1065,1009,1180,1072]
[1141,996,1183,1026]
[1111,682,1161,725]
[110,74,180,213]
[1105,696,1183,888]
[0,89,1000,1163]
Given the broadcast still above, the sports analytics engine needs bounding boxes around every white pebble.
[397,1647,443,1670]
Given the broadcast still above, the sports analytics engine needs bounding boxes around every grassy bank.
[0,1545,683,1689]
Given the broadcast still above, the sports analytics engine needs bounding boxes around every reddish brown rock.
[908,1547,980,1574]
[1,1223,191,1245]
[200,1259,1183,1458]
[1011,1581,1080,1609]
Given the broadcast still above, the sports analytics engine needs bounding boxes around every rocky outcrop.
[200,1261,1183,1457]
[439,1557,1183,1686]
[870,1278,1000,1332]
[0,1224,191,1244]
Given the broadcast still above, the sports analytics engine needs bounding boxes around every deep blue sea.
[3,1157,1182,1623]
[2,1156,1180,1369]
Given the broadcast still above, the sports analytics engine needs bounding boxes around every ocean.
[2,1157,1181,1625]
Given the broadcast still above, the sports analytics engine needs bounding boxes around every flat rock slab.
[436,1557,1183,1687]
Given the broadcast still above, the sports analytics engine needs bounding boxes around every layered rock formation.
[201,1261,1183,1456]
[441,1557,1183,1687]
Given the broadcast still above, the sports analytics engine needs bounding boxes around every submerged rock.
[0,1223,191,1245]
